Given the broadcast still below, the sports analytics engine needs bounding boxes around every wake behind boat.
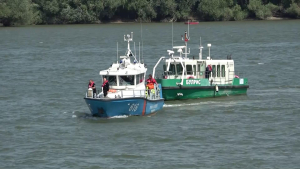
[84,32,164,118]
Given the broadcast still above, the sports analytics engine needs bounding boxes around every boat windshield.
[103,76,117,86]
[119,75,135,86]
[176,64,183,75]
[164,63,176,75]
[136,73,144,84]
[165,63,184,76]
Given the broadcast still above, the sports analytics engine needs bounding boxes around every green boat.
[152,31,249,101]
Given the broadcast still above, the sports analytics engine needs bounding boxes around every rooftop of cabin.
[99,62,147,76]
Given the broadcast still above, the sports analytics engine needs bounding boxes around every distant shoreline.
[265,16,291,20]
[0,17,297,27]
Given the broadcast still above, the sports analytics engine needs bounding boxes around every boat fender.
[109,89,116,93]
[87,88,93,97]
[215,85,219,92]
[145,86,148,97]
[187,76,194,79]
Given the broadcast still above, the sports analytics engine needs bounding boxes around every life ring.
[187,76,195,79]
[108,89,116,93]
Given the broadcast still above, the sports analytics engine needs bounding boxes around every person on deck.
[146,74,157,90]
[88,79,96,97]
[205,65,212,79]
[102,78,109,97]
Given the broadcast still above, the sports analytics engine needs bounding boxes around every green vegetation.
[0,0,300,26]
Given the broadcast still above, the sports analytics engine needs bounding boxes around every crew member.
[205,65,212,79]
[88,79,96,97]
[146,74,157,90]
[102,78,109,97]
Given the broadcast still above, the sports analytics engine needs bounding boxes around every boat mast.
[124,32,133,58]
[199,37,203,60]
[140,22,144,63]
[134,42,136,60]
[186,20,190,59]
[117,42,118,63]
[172,22,173,49]
[182,20,190,59]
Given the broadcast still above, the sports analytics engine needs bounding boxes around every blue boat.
[84,32,164,118]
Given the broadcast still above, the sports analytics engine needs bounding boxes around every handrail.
[86,85,161,100]
[179,58,185,85]
[152,57,165,79]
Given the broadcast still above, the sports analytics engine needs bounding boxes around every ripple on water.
[1,21,300,169]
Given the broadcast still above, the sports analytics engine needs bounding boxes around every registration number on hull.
[185,80,201,85]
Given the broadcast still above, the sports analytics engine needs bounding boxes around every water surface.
[1,20,300,168]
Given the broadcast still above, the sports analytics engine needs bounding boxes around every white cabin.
[153,41,237,86]
[97,32,148,98]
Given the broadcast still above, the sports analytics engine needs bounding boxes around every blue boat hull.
[84,97,164,118]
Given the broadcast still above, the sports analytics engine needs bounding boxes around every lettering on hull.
[128,103,139,112]
[185,80,201,85]
[150,104,158,113]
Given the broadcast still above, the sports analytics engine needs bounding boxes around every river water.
[1,20,300,168]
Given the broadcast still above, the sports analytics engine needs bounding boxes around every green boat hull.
[157,78,249,100]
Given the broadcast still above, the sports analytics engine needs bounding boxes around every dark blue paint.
[84,84,164,118]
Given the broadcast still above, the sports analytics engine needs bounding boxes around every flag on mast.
[184,31,189,42]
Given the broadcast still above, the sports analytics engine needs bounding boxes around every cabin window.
[138,73,144,83]
[212,65,216,77]
[217,65,220,77]
[119,75,134,86]
[221,65,225,77]
[193,65,196,75]
[186,65,192,75]
[163,64,166,72]
[168,64,176,75]
[135,75,138,85]
[176,64,183,75]
[103,76,117,86]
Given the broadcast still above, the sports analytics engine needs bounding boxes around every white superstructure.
[98,32,147,98]
[153,31,237,86]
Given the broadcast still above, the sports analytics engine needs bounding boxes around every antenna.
[188,20,190,37]
[141,22,144,63]
[207,44,211,60]
[139,42,141,63]
[172,22,173,49]
[200,37,202,46]
[199,37,203,60]
[117,42,118,63]
[134,42,136,60]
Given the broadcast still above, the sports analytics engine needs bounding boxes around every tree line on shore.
[0,0,300,26]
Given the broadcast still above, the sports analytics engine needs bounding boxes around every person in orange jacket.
[146,74,157,90]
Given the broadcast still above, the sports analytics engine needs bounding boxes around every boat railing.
[156,70,244,85]
[86,85,161,100]
[210,71,246,85]
[118,90,144,98]
[114,87,161,100]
